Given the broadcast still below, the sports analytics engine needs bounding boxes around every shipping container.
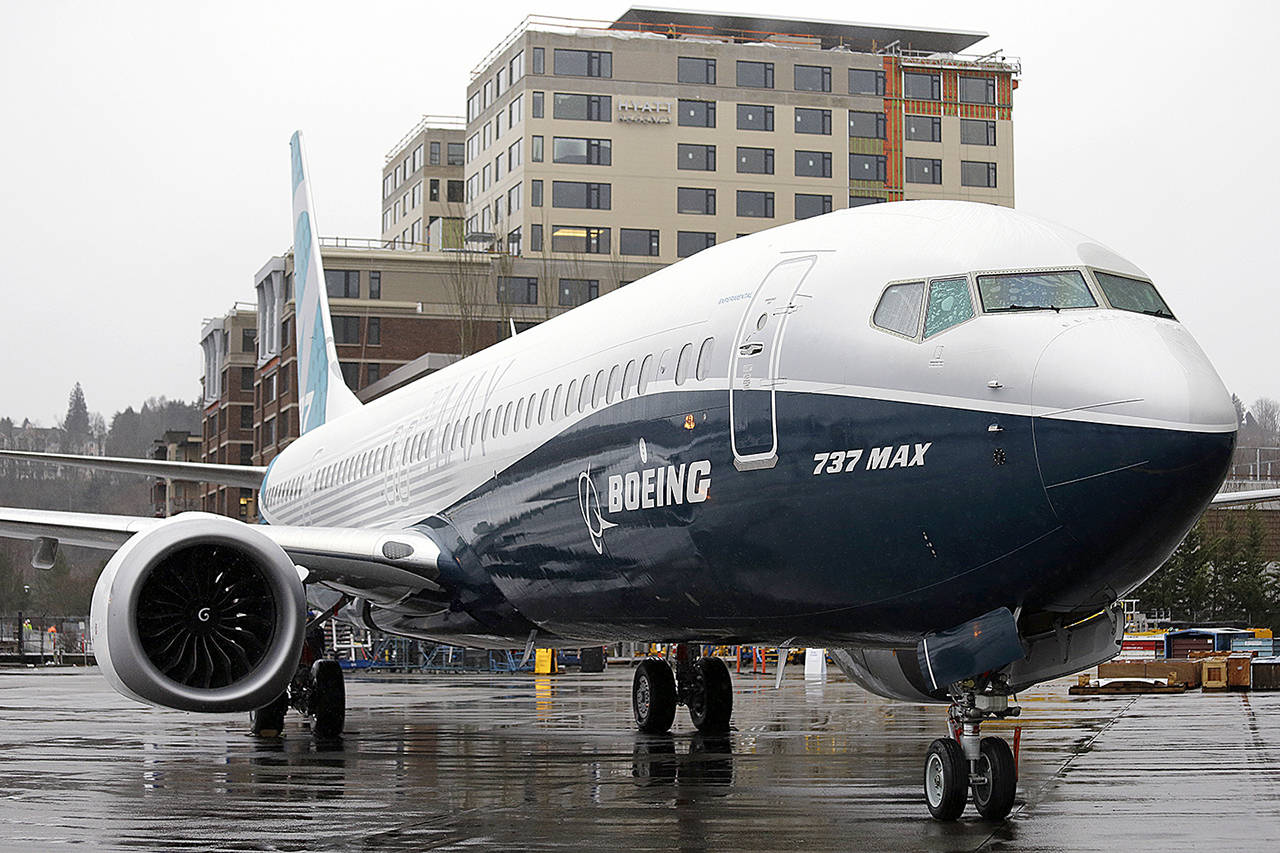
[1230,637,1277,656]
[1252,657,1280,691]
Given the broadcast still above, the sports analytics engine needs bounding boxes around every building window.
[794,64,831,92]
[263,417,275,446]
[552,136,611,165]
[497,276,539,305]
[553,93,611,121]
[551,225,610,254]
[848,110,885,139]
[905,115,942,142]
[531,179,543,206]
[510,50,524,83]
[677,143,716,171]
[532,47,544,74]
[532,91,544,118]
[507,227,522,255]
[467,92,481,122]
[737,104,773,131]
[850,153,887,182]
[961,160,998,188]
[558,278,600,307]
[736,146,774,174]
[678,56,715,84]
[906,157,942,184]
[325,270,359,298]
[529,224,543,252]
[508,138,522,169]
[447,180,464,202]
[531,135,543,162]
[795,193,832,220]
[677,231,716,257]
[412,144,424,171]
[737,190,774,218]
[849,68,885,95]
[366,363,380,385]
[620,228,660,257]
[554,49,611,78]
[333,316,360,344]
[677,187,716,215]
[263,372,275,401]
[447,142,464,165]
[429,141,440,165]
[959,75,996,105]
[508,183,522,214]
[367,317,381,345]
[552,181,611,209]
[678,99,716,128]
[369,271,381,299]
[429,179,440,201]
[736,60,774,88]
[961,118,996,146]
[340,362,359,388]
[239,406,253,430]
[794,150,832,178]
[903,71,941,101]
[240,366,253,390]
[795,107,832,135]
[242,328,256,353]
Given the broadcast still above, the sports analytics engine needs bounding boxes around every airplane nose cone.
[1030,315,1236,608]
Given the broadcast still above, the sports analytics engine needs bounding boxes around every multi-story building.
[464,9,1017,269]
[380,116,468,249]
[198,303,258,519]
[150,430,203,517]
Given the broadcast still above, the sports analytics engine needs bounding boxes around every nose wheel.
[924,678,1020,821]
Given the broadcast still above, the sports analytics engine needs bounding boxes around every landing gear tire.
[972,736,1017,820]
[249,690,288,737]
[310,659,345,742]
[924,738,969,821]
[687,656,733,733]
[633,658,677,734]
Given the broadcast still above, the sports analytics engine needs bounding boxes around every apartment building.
[379,117,468,249]
[463,8,1017,272]
[198,304,258,519]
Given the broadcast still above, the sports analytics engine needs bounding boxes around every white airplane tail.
[290,131,362,434]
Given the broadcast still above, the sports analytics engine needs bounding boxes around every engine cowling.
[90,513,305,713]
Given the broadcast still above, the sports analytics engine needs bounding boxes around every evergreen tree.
[62,382,91,450]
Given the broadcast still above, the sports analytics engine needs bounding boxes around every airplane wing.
[0,507,448,606]
[1210,488,1280,508]
[0,449,266,489]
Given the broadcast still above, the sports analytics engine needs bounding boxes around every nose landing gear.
[925,676,1021,821]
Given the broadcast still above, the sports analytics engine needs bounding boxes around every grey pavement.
[1,664,1278,851]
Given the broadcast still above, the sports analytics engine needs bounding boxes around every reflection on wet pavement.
[1,666,1278,850]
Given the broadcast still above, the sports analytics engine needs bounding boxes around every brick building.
[198,304,258,519]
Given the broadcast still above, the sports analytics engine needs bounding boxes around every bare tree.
[1251,397,1280,443]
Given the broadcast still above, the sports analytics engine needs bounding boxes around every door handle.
[738,342,764,356]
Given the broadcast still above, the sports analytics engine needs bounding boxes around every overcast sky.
[1,1,1276,426]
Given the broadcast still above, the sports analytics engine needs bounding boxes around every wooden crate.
[1202,659,1229,691]
[1227,653,1254,689]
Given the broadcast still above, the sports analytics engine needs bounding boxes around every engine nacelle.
[90,513,305,713]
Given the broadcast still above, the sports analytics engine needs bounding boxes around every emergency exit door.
[729,256,815,470]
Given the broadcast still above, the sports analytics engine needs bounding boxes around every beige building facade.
[463,9,1018,272]
[380,116,468,249]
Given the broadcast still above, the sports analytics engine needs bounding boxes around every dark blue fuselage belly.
[423,390,1233,647]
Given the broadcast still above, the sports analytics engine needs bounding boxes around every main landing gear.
[250,624,345,742]
[632,645,733,734]
[924,675,1020,821]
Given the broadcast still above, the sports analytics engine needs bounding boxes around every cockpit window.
[923,277,973,338]
[976,270,1096,313]
[1094,271,1176,320]
[873,281,924,337]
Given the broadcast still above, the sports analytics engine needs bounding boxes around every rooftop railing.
[383,115,466,163]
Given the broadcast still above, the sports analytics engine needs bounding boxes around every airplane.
[2,132,1274,822]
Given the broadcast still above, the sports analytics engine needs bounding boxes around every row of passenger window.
[872,269,1175,342]
[267,337,721,508]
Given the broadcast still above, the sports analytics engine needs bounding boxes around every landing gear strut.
[924,675,1020,821]
[631,645,733,734]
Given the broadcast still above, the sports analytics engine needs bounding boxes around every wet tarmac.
[1,664,1278,852]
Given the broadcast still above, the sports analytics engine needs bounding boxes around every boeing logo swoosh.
[578,470,617,555]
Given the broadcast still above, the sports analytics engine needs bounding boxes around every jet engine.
[90,513,306,713]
